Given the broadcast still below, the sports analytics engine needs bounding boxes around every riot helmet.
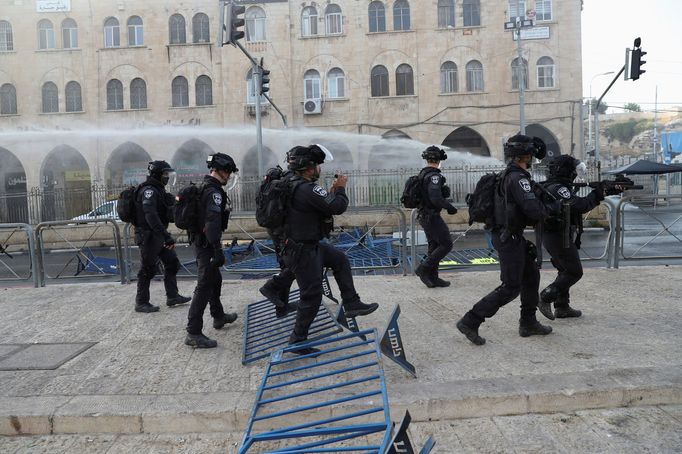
[207,153,239,189]
[548,155,581,181]
[421,145,448,162]
[286,145,328,171]
[532,137,547,160]
[503,134,536,158]
[147,160,176,186]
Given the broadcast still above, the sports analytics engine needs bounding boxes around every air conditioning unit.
[303,98,322,115]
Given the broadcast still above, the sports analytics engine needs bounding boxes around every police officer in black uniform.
[283,145,378,353]
[415,146,458,288]
[185,153,239,348]
[134,161,190,313]
[456,135,558,345]
[538,155,619,319]
[259,168,297,318]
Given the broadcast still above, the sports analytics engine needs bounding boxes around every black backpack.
[465,171,506,228]
[174,183,204,232]
[401,169,437,209]
[117,185,138,224]
[255,166,300,229]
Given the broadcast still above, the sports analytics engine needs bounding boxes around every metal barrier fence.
[0,223,39,287]
[612,195,682,268]
[35,219,125,286]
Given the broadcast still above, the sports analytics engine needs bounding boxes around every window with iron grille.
[193,13,210,43]
[535,0,552,21]
[169,14,186,44]
[0,84,17,114]
[393,0,411,31]
[65,81,82,112]
[440,61,458,93]
[107,79,124,110]
[466,60,483,91]
[196,75,213,106]
[508,0,526,20]
[537,56,555,88]
[396,64,414,95]
[463,0,480,26]
[0,21,13,51]
[130,78,147,109]
[171,76,189,107]
[371,65,389,97]
[42,82,59,113]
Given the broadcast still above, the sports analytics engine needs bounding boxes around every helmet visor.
[313,143,334,163]
[575,161,588,183]
[225,172,239,191]
[162,170,177,186]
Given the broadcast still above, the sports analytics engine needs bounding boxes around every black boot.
[166,295,191,307]
[415,264,436,288]
[555,306,582,318]
[519,319,553,337]
[259,282,286,308]
[432,274,451,288]
[538,286,557,320]
[288,333,320,356]
[135,303,159,313]
[456,319,486,345]
[185,333,217,348]
[213,312,238,329]
[276,302,298,319]
[343,300,379,318]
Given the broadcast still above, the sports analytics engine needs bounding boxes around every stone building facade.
[0,0,583,220]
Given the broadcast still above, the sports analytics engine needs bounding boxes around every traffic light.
[629,37,646,81]
[220,1,245,46]
[260,68,270,95]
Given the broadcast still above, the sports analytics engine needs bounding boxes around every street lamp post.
[588,71,615,154]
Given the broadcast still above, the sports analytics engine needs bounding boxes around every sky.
[581,0,682,114]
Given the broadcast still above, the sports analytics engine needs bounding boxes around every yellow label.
[471,257,498,264]
[439,260,460,266]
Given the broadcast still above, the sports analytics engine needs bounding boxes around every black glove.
[447,206,458,215]
[210,247,226,268]
[591,184,606,202]
[605,184,624,196]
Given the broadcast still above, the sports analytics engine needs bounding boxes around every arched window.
[107,79,124,110]
[368,2,386,33]
[104,17,120,48]
[511,57,528,90]
[246,7,266,42]
[393,0,410,31]
[0,83,17,115]
[463,0,481,26]
[370,65,389,97]
[327,68,345,99]
[192,13,210,43]
[304,69,321,100]
[440,61,458,93]
[171,76,188,107]
[127,16,143,46]
[396,64,414,95]
[438,0,455,28]
[130,78,147,109]
[169,14,186,44]
[325,4,343,35]
[0,21,13,51]
[196,75,213,106]
[42,82,59,113]
[38,19,55,50]
[61,18,78,49]
[466,60,484,91]
[301,6,318,37]
[65,81,82,112]
[537,56,555,88]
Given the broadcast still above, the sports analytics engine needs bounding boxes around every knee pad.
[540,284,560,303]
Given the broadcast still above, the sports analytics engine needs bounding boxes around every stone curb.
[1,365,680,436]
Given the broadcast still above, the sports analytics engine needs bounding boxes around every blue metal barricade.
[0,223,39,288]
[239,329,392,453]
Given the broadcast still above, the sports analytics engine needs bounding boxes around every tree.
[588,98,608,114]
[623,102,641,112]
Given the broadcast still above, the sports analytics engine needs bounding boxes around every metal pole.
[253,63,264,178]
[594,67,625,164]
[653,85,658,161]
[516,0,525,134]
[579,99,586,160]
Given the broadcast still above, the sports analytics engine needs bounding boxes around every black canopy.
[604,160,682,175]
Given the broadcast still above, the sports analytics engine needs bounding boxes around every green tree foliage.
[588,98,609,114]
[605,119,653,143]
[623,102,642,112]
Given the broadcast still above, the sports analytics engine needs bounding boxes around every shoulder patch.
[313,185,328,197]
[557,186,571,199]
[518,179,531,192]
[430,175,440,185]
[212,193,222,206]
[144,189,154,199]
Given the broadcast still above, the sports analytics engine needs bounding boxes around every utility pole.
[504,2,533,134]
[653,85,658,162]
